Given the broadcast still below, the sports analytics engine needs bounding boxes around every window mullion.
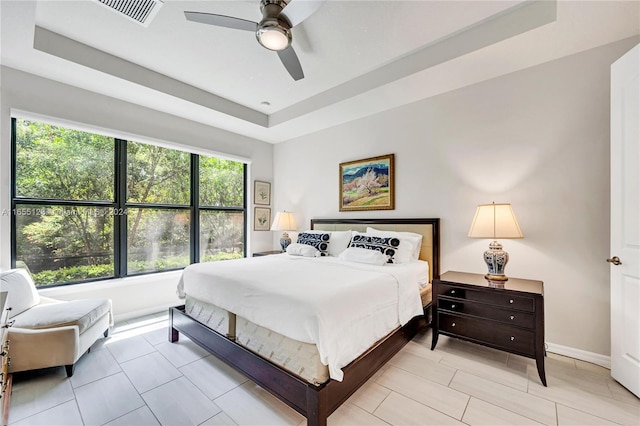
[10,118,17,269]
[243,164,248,258]
[191,154,200,264]
[115,139,128,277]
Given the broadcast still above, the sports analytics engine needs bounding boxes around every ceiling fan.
[184,0,325,81]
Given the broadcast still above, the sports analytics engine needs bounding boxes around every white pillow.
[338,247,387,265]
[366,227,423,263]
[286,243,320,257]
[326,230,352,256]
[303,230,352,257]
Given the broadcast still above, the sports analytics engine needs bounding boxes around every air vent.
[95,0,163,27]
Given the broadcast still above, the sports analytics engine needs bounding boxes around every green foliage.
[202,252,243,262]
[33,264,114,286]
[127,208,191,259]
[33,251,242,287]
[127,142,190,205]
[200,156,244,207]
[128,251,241,274]
[14,119,246,286]
[15,120,114,201]
[128,255,190,274]
[200,210,244,256]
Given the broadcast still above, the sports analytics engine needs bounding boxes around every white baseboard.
[114,302,178,323]
[546,342,611,369]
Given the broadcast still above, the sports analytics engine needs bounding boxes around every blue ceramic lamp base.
[279,232,292,252]
[484,240,509,287]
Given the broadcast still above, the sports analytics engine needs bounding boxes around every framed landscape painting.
[254,207,271,231]
[339,154,395,211]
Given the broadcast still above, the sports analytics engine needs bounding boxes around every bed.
[169,218,440,426]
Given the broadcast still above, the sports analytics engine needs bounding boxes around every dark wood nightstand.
[431,271,546,386]
[252,250,283,257]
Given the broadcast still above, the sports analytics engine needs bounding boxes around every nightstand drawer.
[438,312,535,356]
[438,299,535,328]
[439,284,534,312]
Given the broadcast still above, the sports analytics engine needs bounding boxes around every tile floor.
[7,312,640,426]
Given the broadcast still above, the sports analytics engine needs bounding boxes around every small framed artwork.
[254,181,271,205]
[339,153,395,211]
[254,207,271,231]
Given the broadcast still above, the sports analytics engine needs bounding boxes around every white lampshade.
[270,211,296,232]
[468,203,524,239]
[468,202,523,285]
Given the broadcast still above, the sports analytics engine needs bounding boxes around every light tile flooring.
[8,312,640,426]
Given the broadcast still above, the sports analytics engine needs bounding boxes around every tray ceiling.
[1,1,639,142]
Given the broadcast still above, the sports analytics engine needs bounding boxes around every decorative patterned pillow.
[297,232,330,256]
[366,227,423,263]
[303,230,352,256]
[349,234,400,263]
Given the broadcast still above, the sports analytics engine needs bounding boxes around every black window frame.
[10,117,247,287]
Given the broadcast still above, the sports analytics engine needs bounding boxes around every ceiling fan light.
[257,25,290,51]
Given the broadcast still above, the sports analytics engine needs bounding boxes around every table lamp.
[270,211,297,252]
[468,202,523,286]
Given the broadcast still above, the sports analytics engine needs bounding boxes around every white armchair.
[0,269,113,377]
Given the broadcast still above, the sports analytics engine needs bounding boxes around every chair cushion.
[0,269,41,317]
[12,298,112,334]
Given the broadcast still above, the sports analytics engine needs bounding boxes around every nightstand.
[431,271,546,386]
[252,250,283,257]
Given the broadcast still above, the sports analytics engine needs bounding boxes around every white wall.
[273,37,640,360]
[0,66,274,320]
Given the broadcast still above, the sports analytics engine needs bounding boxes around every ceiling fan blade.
[184,11,257,32]
[277,47,304,81]
[281,0,325,27]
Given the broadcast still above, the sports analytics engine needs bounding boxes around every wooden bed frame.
[169,218,440,426]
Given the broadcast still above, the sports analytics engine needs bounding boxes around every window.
[11,118,246,287]
[199,155,245,261]
[126,142,191,274]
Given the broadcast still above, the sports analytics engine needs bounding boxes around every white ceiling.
[1,0,639,143]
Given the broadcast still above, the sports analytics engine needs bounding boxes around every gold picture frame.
[339,154,395,211]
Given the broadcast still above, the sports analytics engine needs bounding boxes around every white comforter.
[177,255,426,381]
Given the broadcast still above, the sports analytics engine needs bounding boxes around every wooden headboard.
[311,218,440,283]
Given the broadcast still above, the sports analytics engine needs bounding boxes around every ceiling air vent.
[95,0,163,27]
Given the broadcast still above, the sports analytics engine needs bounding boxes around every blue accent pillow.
[297,232,330,256]
[349,234,400,264]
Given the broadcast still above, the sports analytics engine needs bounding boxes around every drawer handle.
[451,304,457,309]
[509,299,514,304]
[510,336,515,341]
[452,322,456,327]
[451,290,456,295]
[510,315,515,320]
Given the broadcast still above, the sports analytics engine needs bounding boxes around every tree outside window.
[12,118,246,286]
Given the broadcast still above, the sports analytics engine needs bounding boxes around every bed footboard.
[169,305,423,426]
